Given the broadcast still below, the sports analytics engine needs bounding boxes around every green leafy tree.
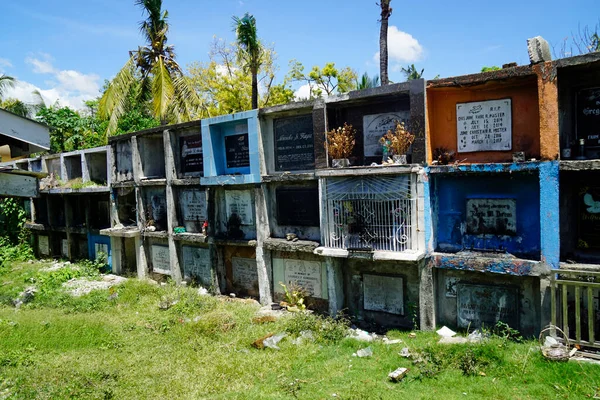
[288,60,357,99]
[481,66,501,72]
[378,0,392,86]
[1,90,45,118]
[0,74,14,99]
[401,64,424,81]
[99,0,201,135]
[356,72,380,90]
[188,38,294,116]
[233,13,262,110]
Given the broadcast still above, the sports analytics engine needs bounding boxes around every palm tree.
[0,74,15,100]
[356,72,380,90]
[379,1,392,86]
[401,64,424,81]
[233,13,262,110]
[99,0,201,134]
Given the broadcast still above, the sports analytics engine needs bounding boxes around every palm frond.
[0,74,16,100]
[151,56,174,123]
[171,73,202,121]
[99,57,136,135]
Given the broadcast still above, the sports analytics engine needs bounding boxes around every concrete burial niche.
[174,126,203,178]
[84,150,108,184]
[260,101,323,174]
[214,187,256,240]
[47,196,66,228]
[148,239,171,276]
[114,139,133,182]
[224,246,258,297]
[179,244,213,287]
[70,233,89,260]
[137,134,166,179]
[37,235,50,257]
[201,110,260,185]
[343,259,420,329]
[427,69,541,164]
[33,196,49,225]
[176,188,208,233]
[430,171,541,260]
[45,156,62,179]
[266,181,320,241]
[115,187,137,227]
[63,154,83,181]
[89,194,111,230]
[66,196,86,228]
[272,251,328,311]
[435,269,540,336]
[142,186,168,232]
[322,81,425,166]
[29,158,42,173]
[556,53,600,159]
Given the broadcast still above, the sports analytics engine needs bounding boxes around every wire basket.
[539,325,571,362]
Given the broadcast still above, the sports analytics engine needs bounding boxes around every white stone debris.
[197,287,209,296]
[62,274,127,297]
[399,347,411,358]
[40,261,73,272]
[291,330,315,345]
[263,333,287,350]
[388,367,408,382]
[347,328,378,342]
[13,286,37,308]
[436,326,457,337]
[354,346,373,358]
[382,337,403,345]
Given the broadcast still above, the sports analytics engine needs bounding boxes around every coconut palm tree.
[379,0,392,86]
[233,13,262,110]
[99,0,201,134]
[0,74,15,100]
[356,72,380,90]
[401,64,424,81]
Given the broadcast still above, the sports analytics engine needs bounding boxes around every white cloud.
[3,54,100,109]
[294,84,312,101]
[0,58,12,72]
[373,26,424,68]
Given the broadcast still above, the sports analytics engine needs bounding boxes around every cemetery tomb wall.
[63,154,83,181]
[84,152,108,184]
[33,196,49,225]
[223,246,259,298]
[343,258,421,329]
[271,251,328,312]
[435,268,540,336]
[427,76,540,163]
[45,157,62,179]
[266,181,320,241]
[431,172,541,260]
[89,194,111,230]
[115,187,137,227]
[213,187,256,240]
[47,196,66,227]
[138,135,166,179]
[147,238,171,277]
[142,187,168,232]
[114,140,133,181]
[178,243,213,287]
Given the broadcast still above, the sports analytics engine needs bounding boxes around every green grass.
[0,260,599,399]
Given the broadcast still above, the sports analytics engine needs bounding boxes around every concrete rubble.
[62,274,127,297]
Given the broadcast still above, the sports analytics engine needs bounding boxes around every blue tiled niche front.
[431,172,541,260]
[201,110,261,185]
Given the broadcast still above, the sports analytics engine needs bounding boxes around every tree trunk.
[251,68,258,109]
[379,1,391,86]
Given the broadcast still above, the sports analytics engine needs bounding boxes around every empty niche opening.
[71,233,88,259]
[52,233,67,258]
[143,187,167,231]
[64,155,82,181]
[15,160,29,171]
[177,188,208,233]
[46,158,62,179]
[90,194,110,230]
[33,197,48,225]
[69,196,86,228]
[85,152,108,185]
[48,196,66,227]
[116,188,137,227]
[138,135,165,179]
[115,141,133,181]
[118,237,137,274]
[30,159,42,172]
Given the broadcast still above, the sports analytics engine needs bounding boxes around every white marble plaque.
[182,246,212,285]
[283,259,323,298]
[225,190,254,225]
[38,236,49,256]
[61,239,69,258]
[363,112,410,157]
[180,190,207,222]
[232,257,258,292]
[466,198,517,235]
[363,274,404,315]
[95,243,108,258]
[151,245,171,275]
[457,284,518,329]
[457,99,512,152]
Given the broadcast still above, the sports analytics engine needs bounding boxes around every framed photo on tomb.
[576,87,600,148]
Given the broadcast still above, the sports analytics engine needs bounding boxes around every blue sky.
[1,0,598,108]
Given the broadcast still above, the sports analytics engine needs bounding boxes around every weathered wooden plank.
[575,286,581,342]
[0,173,38,197]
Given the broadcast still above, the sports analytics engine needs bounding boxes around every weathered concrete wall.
[138,135,166,179]
[223,246,259,298]
[212,186,257,240]
[427,76,540,163]
[533,62,559,161]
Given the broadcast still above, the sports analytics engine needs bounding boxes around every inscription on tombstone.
[182,246,212,285]
[456,284,518,329]
[578,187,600,249]
[283,259,323,298]
[363,274,404,315]
[276,187,319,226]
[466,198,517,235]
[225,133,250,169]
[225,190,254,225]
[576,88,600,147]
[179,135,203,175]
[180,190,207,221]
[38,236,49,255]
[457,99,512,152]
[62,239,69,257]
[363,112,410,157]
[274,114,315,171]
[231,257,258,292]
[151,245,171,274]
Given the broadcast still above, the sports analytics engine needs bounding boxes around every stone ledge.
[431,251,543,276]
[138,178,167,187]
[99,227,140,238]
[172,178,201,186]
[40,186,110,194]
[26,223,46,231]
[313,246,423,261]
[173,233,208,243]
[261,173,316,183]
[427,162,542,174]
[560,159,600,171]
[112,181,135,188]
[263,238,320,253]
[143,231,168,239]
[315,165,420,177]
[211,238,257,247]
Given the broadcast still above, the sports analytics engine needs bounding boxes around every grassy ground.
[0,260,599,399]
